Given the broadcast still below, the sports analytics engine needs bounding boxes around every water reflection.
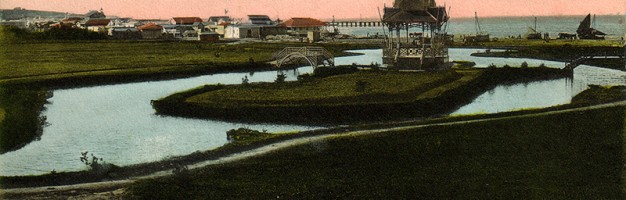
[449,49,626,115]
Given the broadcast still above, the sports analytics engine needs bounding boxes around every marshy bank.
[0,87,48,154]
[152,67,572,125]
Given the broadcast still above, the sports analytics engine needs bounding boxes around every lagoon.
[0,48,624,176]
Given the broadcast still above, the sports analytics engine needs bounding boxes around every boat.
[525,17,542,40]
[463,12,489,43]
[577,14,606,40]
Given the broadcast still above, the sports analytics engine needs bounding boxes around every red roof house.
[138,23,163,31]
[83,19,111,33]
[280,18,326,35]
[138,23,163,39]
[280,18,326,28]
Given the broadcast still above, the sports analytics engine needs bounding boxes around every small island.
[152,66,571,124]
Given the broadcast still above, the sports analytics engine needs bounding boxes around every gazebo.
[382,0,451,70]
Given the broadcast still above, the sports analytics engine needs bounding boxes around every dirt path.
[2,100,625,199]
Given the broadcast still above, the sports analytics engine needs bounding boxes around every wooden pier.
[325,21,383,27]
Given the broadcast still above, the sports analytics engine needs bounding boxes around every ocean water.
[334,15,626,39]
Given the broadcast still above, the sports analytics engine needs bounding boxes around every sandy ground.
[2,100,625,199]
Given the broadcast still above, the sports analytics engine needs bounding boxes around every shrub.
[521,61,529,68]
[297,73,313,81]
[275,73,287,83]
[226,128,271,143]
[488,63,497,69]
[241,75,249,85]
[539,63,547,68]
[79,151,115,175]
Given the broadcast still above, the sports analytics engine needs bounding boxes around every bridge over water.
[271,47,335,69]
[564,47,625,70]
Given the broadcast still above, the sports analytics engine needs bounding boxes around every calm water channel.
[0,49,624,176]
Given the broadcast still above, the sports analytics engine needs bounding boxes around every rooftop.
[280,18,326,27]
[172,17,203,25]
[84,18,111,26]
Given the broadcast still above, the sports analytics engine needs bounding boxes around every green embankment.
[153,67,570,124]
[571,86,626,105]
[128,105,626,199]
[0,87,48,154]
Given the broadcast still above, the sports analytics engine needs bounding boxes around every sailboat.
[577,14,606,40]
[526,17,542,39]
[464,12,489,43]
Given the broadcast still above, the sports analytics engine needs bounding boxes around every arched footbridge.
[271,47,335,68]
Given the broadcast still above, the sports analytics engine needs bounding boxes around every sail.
[577,14,591,32]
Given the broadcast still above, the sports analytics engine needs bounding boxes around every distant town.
[0,7,336,42]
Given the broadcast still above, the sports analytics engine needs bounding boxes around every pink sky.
[1,0,624,20]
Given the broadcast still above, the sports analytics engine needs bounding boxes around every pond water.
[0,48,624,176]
[449,48,626,115]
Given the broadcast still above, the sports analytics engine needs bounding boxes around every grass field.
[128,105,626,199]
[186,70,464,106]
[0,107,4,122]
[0,40,378,85]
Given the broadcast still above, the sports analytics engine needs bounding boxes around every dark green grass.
[128,106,626,199]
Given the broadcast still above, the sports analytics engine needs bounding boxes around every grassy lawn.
[0,40,378,84]
[128,105,626,199]
[186,70,464,106]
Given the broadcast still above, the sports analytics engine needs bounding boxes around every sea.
[333,15,626,40]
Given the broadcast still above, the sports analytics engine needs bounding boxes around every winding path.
[2,100,625,198]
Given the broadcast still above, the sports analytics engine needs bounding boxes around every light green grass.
[0,41,377,84]
[187,70,464,106]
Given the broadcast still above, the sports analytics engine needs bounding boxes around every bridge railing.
[272,47,335,68]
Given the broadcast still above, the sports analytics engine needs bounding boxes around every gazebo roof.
[382,8,436,23]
